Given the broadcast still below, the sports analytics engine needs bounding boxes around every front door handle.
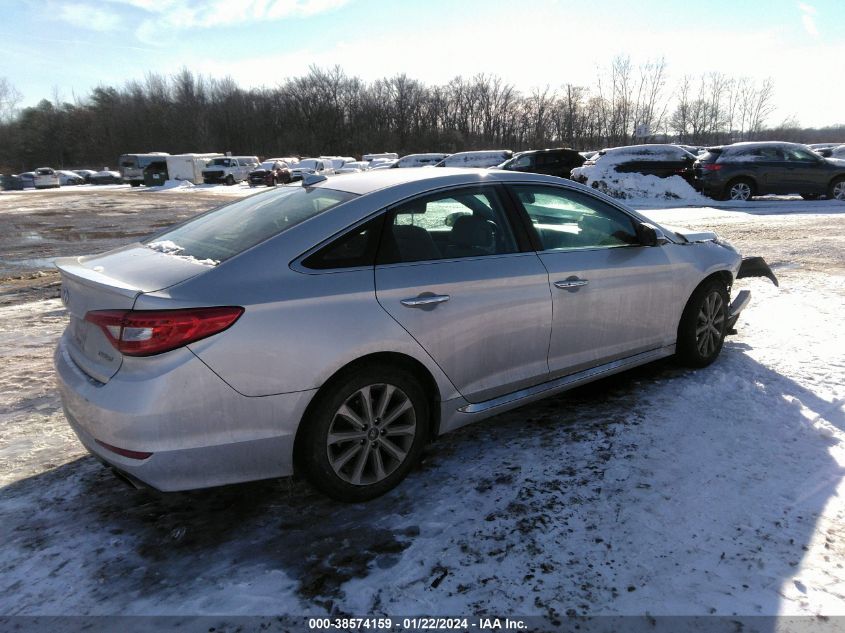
[554,278,589,290]
[401,293,451,308]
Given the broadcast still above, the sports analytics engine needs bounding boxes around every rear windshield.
[145,187,357,265]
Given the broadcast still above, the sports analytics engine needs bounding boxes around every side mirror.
[637,222,668,247]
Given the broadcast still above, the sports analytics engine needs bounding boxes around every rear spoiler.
[737,256,779,287]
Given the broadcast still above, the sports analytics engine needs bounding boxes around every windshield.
[298,159,319,169]
[258,161,277,170]
[145,187,357,264]
[209,158,232,167]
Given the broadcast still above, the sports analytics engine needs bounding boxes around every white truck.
[201,155,260,185]
[165,154,222,185]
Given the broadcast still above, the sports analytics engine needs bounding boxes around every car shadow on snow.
[0,348,842,624]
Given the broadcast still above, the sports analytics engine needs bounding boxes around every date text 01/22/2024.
[307,617,529,630]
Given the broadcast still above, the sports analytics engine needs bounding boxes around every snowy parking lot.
[0,186,843,624]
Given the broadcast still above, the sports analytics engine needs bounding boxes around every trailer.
[164,153,222,185]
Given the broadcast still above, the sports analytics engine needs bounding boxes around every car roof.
[313,166,578,196]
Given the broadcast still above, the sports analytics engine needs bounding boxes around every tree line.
[1,58,843,173]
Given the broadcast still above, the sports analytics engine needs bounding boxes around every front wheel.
[829,178,845,201]
[298,366,430,501]
[225,174,235,186]
[676,279,730,368]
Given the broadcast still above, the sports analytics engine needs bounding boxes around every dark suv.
[498,148,585,179]
[694,142,845,201]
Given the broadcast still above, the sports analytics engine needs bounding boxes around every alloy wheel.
[833,181,845,201]
[729,182,752,201]
[696,291,726,357]
[326,383,417,486]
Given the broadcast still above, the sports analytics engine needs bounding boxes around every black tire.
[829,177,845,202]
[225,174,235,186]
[676,278,730,368]
[130,181,141,188]
[801,193,821,200]
[298,365,430,501]
[268,176,276,187]
[724,178,755,202]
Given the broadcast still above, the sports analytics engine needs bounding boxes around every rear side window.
[302,215,385,270]
[377,187,519,264]
[146,187,356,265]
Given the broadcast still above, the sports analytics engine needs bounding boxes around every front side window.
[783,147,819,162]
[513,155,534,169]
[146,187,356,265]
[511,185,639,251]
[378,187,519,264]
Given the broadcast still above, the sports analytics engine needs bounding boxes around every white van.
[202,156,260,185]
[393,153,451,168]
[435,150,513,168]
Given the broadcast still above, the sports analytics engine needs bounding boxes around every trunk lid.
[57,243,212,383]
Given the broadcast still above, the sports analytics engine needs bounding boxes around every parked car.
[368,158,398,170]
[90,170,123,185]
[831,145,845,160]
[335,161,370,174]
[1,174,26,190]
[289,158,334,181]
[17,172,35,188]
[202,156,260,185]
[573,145,698,185]
[73,169,98,183]
[497,148,585,179]
[392,153,450,168]
[248,160,292,186]
[320,156,356,172]
[54,168,777,500]
[694,142,845,201]
[435,150,513,168]
[363,152,398,162]
[58,170,85,186]
[33,167,61,189]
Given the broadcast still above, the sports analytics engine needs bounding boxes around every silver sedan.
[54,168,776,500]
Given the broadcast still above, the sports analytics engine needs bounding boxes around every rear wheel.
[725,178,754,202]
[801,193,821,200]
[298,366,429,501]
[676,279,729,368]
[829,178,845,201]
[130,181,141,188]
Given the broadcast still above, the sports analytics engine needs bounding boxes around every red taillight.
[85,306,244,356]
[95,439,152,460]
[701,164,722,171]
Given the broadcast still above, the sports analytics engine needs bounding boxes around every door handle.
[401,293,451,308]
[554,278,589,290]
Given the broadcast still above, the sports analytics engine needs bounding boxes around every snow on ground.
[0,190,843,624]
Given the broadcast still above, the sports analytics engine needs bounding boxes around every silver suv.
[54,169,776,500]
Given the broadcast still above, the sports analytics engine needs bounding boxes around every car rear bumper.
[54,335,316,491]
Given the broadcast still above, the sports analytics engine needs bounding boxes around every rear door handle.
[554,278,589,290]
[401,293,451,308]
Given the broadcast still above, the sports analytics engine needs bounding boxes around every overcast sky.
[5,0,844,128]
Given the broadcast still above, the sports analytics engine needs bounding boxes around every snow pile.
[572,166,708,202]
[147,240,218,266]
[156,179,195,190]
